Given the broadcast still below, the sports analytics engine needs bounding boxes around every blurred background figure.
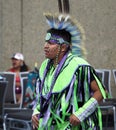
[7,52,30,103]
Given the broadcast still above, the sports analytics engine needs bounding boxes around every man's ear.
[61,44,68,52]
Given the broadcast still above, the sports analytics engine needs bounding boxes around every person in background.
[7,52,30,103]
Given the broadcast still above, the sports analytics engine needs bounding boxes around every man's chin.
[45,56,53,60]
[45,55,49,58]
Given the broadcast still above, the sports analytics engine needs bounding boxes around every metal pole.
[20,0,23,53]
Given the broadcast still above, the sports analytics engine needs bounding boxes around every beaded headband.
[45,33,69,44]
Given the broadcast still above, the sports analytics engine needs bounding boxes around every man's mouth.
[44,50,49,55]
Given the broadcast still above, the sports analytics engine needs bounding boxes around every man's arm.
[31,78,40,129]
[91,80,103,102]
[69,80,103,126]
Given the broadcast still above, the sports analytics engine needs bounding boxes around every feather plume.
[44,13,87,58]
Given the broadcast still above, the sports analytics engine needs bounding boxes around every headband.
[45,33,69,44]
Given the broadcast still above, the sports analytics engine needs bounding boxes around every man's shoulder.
[41,58,49,64]
[71,55,90,66]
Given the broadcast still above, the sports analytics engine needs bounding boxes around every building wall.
[0,0,116,96]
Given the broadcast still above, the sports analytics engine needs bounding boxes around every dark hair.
[47,28,71,43]
[20,61,29,72]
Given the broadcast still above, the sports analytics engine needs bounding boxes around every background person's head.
[11,52,29,72]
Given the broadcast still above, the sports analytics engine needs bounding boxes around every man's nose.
[44,42,50,47]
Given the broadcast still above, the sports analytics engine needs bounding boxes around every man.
[32,14,106,130]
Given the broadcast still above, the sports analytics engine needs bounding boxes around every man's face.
[44,41,60,59]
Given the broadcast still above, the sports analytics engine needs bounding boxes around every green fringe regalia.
[33,0,106,129]
[33,52,106,130]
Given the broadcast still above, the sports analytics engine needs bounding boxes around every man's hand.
[32,114,39,129]
[69,114,81,126]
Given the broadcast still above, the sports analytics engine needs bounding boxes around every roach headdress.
[44,0,86,58]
